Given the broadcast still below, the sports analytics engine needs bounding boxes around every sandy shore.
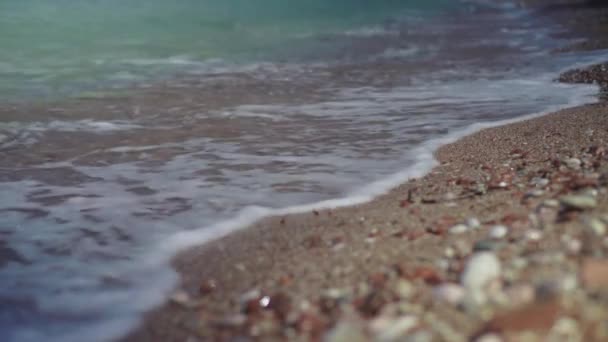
[125,2,608,342]
[125,100,608,341]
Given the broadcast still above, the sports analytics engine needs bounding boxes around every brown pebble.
[355,290,387,317]
[278,274,293,287]
[267,292,291,321]
[428,215,456,235]
[199,279,217,296]
[581,258,608,291]
[369,272,388,289]
[304,234,323,249]
[296,311,327,339]
[479,299,561,335]
[410,266,442,285]
[407,230,425,241]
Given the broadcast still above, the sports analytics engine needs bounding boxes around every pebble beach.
[125,2,608,340]
[128,101,608,342]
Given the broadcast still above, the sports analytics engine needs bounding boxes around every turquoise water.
[0,0,451,100]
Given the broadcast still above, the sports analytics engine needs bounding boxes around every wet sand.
[125,2,608,342]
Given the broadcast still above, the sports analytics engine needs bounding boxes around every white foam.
[162,82,597,253]
[100,79,598,342]
[376,47,421,59]
[122,56,206,67]
[0,119,140,133]
[0,120,141,148]
[343,26,400,38]
[1,78,599,342]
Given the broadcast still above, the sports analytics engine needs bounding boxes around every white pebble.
[559,195,597,210]
[560,274,579,293]
[525,229,543,241]
[444,247,456,259]
[462,252,501,306]
[475,333,503,342]
[488,225,508,239]
[565,158,582,169]
[436,258,450,271]
[327,320,367,342]
[433,283,465,306]
[562,235,582,254]
[586,217,606,236]
[466,217,481,229]
[375,316,419,341]
[527,189,545,198]
[542,199,560,208]
[449,224,469,234]
[531,177,550,188]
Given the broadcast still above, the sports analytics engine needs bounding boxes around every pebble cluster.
[163,142,608,341]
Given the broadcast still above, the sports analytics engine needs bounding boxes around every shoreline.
[3,1,608,341]
[124,3,608,341]
[125,99,608,341]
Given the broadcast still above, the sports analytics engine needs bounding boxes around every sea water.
[0,1,605,341]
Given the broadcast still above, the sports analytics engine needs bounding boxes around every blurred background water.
[0,0,452,100]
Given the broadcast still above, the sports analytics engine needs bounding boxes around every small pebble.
[511,257,528,269]
[241,289,261,303]
[549,317,581,341]
[433,283,465,305]
[199,279,217,295]
[326,320,367,342]
[562,236,582,254]
[170,290,203,309]
[436,259,450,271]
[170,290,191,306]
[473,239,500,252]
[565,158,582,170]
[542,199,560,208]
[525,189,545,198]
[586,217,606,236]
[583,188,598,197]
[532,177,550,188]
[462,252,502,306]
[374,316,419,341]
[395,280,415,299]
[475,333,503,342]
[505,284,535,307]
[444,246,456,258]
[525,229,543,241]
[449,224,469,234]
[489,225,508,239]
[466,217,481,229]
[476,183,488,195]
[559,194,597,210]
[559,274,578,293]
